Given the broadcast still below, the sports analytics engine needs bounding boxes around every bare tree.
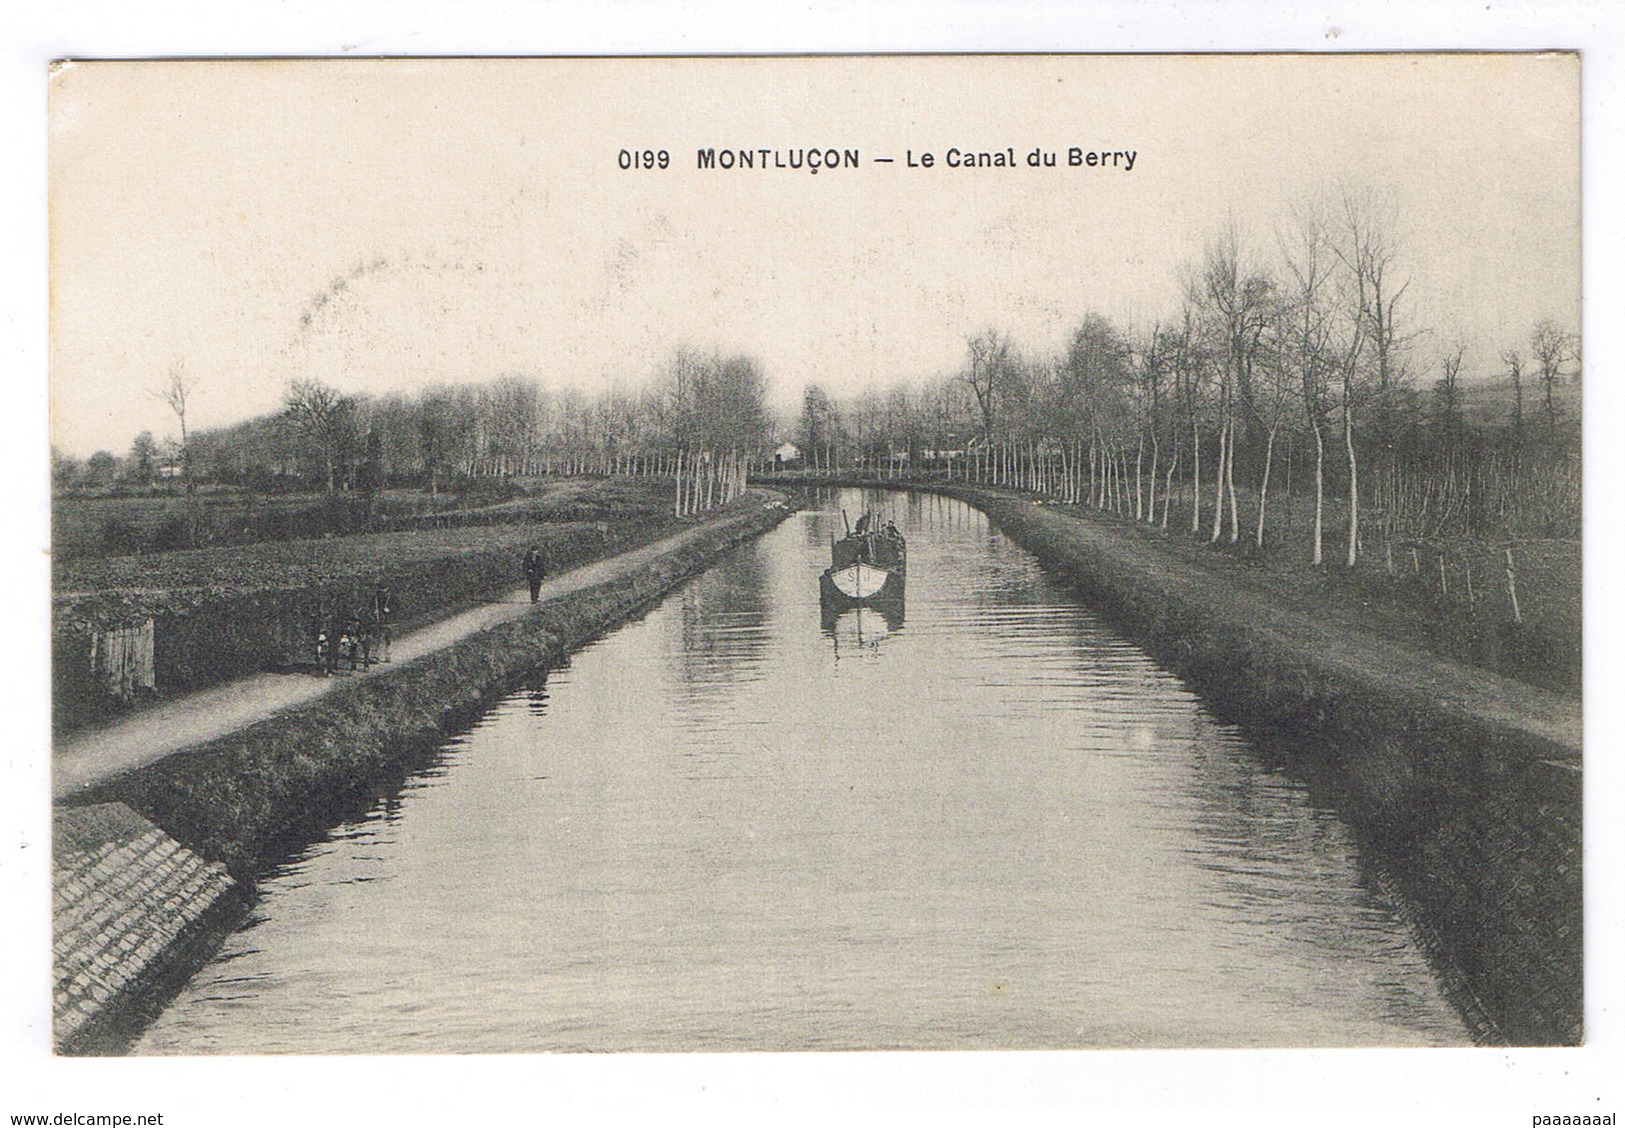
[283,378,354,495]
[708,354,772,453]
[1156,318,1199,528]
[479,374,543,475]
[1326,187,1411,567]
[1170,300,1209,535]
[1249,328,1295,551]
[418,384,473,493]
[1130,324,1173,523]
[1057,313,1132,509]
[1502,348,1525,450]
[961,328,1016,443]
[1530,319,1577,430]
[798,385,842,470]
[1433,338,1466,451]
[1332,290,1366,569]
[154,360,199,493]
[1278,205,1338,565]
[1196,226,1275,545]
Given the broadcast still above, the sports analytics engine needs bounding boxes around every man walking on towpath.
[523,543,547,603]
[369,583,394,662]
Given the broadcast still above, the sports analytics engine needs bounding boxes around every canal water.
[136,489,1468,1052]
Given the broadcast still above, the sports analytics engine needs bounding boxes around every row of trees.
[792,191,1578,553]
[55,348,775,501]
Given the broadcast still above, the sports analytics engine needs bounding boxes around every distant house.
[924,433,972,462]
[773,442,801,468]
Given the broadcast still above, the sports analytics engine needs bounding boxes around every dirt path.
[53,519,733,800]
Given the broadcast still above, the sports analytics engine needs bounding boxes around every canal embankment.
[53,490,795,1053]
[53,802,245,1055]
[939,485,1581,1046]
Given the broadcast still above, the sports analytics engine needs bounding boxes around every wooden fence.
[88,618,155,701]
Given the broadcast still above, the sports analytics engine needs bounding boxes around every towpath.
[972,490,1582,763]
[54,516,746,800]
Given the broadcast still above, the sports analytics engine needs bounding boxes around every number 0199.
[619,149,670,170]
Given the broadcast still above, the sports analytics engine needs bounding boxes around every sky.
[50,54,1578,456]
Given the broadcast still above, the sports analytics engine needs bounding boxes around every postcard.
[30,47,1600,1120]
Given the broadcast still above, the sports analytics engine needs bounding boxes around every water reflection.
[669,549,772,699]
[135,487,1469,1053]
[822,601,904,656]
[526,672,551,717]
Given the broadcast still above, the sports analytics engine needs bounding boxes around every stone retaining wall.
[54,803,244,1054]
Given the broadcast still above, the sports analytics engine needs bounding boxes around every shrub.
[100,517,143,557]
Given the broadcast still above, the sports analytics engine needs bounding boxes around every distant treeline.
[54,346,773,499]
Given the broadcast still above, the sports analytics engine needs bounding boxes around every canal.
[136,488,1469,1052]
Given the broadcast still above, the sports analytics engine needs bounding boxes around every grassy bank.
[1120,478,1579,697]
[65,493,793,881]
